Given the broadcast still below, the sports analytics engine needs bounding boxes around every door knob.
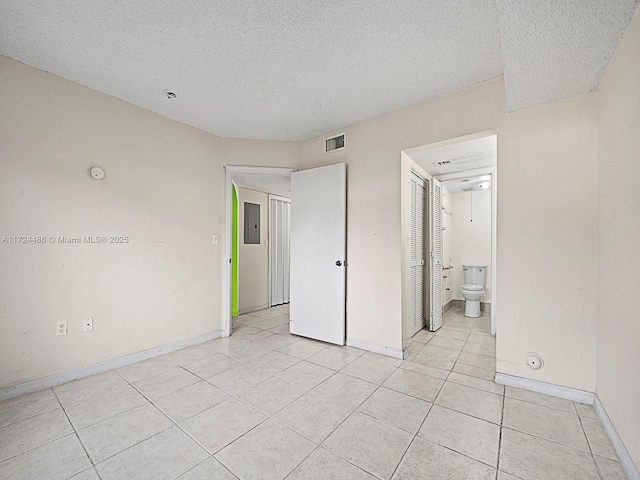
[335,260,342,266]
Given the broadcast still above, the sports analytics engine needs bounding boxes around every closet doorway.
[269,195,291,307]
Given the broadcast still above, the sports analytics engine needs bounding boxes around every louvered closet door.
[270,198,291,306]
[410,173,427,337]
[429,178,443,331]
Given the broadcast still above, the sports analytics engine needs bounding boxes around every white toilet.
[461,265,487,318]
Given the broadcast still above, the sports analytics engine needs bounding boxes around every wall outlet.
[83,317,93,332]
[56,321,67,336]
[212,234,219,245]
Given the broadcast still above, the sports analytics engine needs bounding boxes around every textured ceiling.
[0,1,637,141]
[497,0,640,111]
[234,173,291,198]
[408,135,497,177]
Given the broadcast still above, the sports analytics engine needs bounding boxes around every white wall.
[441,186,454,306]
[2,18,638,465]
[301,80,506,351]
[301,81,598,391]
[451,189,492,303]
[0,49,606,415]
[238,188,269,313]
[596,9,640,471]
[0,55,299,389]
[496,94,598,391]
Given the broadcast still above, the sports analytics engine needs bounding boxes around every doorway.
[224,167,296,336]
[269,194,291,307]
[401,132,498,352]
[223,164,348,343]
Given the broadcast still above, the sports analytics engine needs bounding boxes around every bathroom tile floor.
[0,306,627,480]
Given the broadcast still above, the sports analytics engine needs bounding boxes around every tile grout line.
[6,308,503,480]
[51,388,105,480]
[495,378,506,478]
[140,337,364,479]
[214,362,390,479]
[119,362,285,460]
[276,356,416,479]
[574,403,606,480]
[114,368,244,480]
[395,310,504,475]
[310,364,405,479]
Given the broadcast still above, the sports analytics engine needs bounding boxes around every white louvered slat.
[430,179,443,331]
[410,179,417,264]
[410,173,426,336]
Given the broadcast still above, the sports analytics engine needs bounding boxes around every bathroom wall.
[238,188,270,313]
[596,7,640,471]
[441,186,454,307]
[451,189,492,303]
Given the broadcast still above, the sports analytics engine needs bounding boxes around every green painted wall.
[231,185,239,317]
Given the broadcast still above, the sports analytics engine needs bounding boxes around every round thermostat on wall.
[90,167,105,180]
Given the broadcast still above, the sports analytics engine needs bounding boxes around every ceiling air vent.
[325,133,346,153]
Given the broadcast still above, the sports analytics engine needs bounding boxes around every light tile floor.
[0,306,628,480]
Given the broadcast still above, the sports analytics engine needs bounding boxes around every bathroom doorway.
[439,171,494,320]
[400,132,497,352]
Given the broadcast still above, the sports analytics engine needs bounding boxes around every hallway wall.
[238,188,269,313]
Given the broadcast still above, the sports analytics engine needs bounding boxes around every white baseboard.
[493,373,639,479]
[239,304,269,315]
[0,330,224,402]
[346,337,404,360]
[494,373,595,404]
[594,395,640,480]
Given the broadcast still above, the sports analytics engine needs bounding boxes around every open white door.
[290,163,346,345]
[429,178,443,331]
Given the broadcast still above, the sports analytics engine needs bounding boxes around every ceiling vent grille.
[325,133,346,153]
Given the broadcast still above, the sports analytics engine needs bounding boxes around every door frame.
[223,166,296,337]
[400,130,498,353]
[436,165,497,336]
[268,194,291,307]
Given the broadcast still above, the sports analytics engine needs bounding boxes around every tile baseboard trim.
[0,329,224,402]
[239,304,269,315]
[443,300,454,314]
[494,373,595,404]
[450,299,465,310]
[448,299,491,313]
[346,337,404,360]
[594,395,640,480]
